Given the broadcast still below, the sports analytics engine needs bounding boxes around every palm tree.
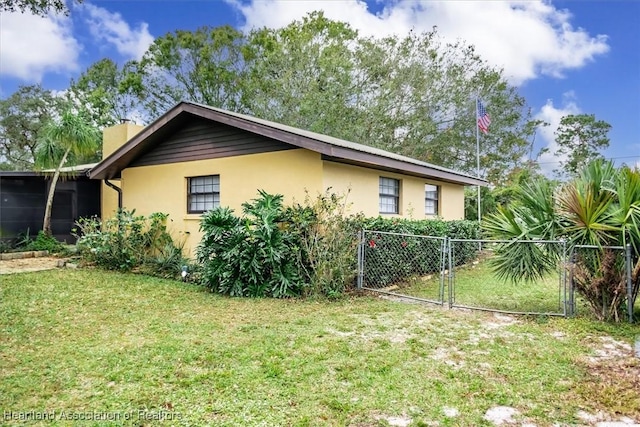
[35,110,101,236]
[483,159,640,321]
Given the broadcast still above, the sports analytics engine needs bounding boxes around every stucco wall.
[322,161,465,220]
[101,123,144,219]
[116,147,466,256]
[437,182,465,220]
[120,148,323,255]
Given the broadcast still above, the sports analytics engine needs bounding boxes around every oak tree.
[0,85,65,170]
[553,113,611,177]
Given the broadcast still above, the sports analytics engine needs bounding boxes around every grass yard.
[1,269,639,426]
[450,261,563,314]
[399,260,564,315]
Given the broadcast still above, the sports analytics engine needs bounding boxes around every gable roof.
[89,101,486,186]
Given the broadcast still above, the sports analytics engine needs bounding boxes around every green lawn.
[450,261,563,314]
[1,269,639,426]
[398,260,564,314]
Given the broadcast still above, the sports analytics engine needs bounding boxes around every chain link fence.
[448,239,568,316]
[358,231,570,316]
[358,230,637,322]
[570,245,637,323]
[357,230,447,304]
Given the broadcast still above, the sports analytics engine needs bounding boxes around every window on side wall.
[187,175,220,214]
[425,184,439,216]
[379,177,400,214]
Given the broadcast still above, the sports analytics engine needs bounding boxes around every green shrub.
[3,229,65,254]
[25,231,65,253]
[354,216,480,288]
[285,190,361,298]
[198,190,363,299]
[74,210,188,279]
[197,191,302,298]
[197,191,482,298]
[355,216,479,239]
[139,242,188,279]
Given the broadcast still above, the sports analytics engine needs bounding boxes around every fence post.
[568,248,576,317]
[447,238,453,309]
[439,237,446,305]
[561,239,567,316]
[626,244,633,323]
[357,229,364,290]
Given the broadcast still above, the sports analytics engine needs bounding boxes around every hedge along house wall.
[356,216,481,289]
[90,101,486,257]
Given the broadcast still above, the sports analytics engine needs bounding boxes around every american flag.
[477,99,491,134]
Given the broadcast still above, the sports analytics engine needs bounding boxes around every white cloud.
[0,11,80,81]
[81,4,154,60]
[534,93,581,176]
[227,0,609,85]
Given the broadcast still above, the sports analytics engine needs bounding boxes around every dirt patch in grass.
[483,406,520,425]
[372,413,412,426]
[578,336,640,420]
[2,270,638,426]
[0,257,64,274]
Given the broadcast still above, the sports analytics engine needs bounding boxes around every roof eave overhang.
[321,155,486,186]
[185,104,487,186]
[89,102,488,187]
[89,102,190,180]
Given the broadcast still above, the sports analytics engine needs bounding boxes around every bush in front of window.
[197,191,303,298]
[197,189,361,299]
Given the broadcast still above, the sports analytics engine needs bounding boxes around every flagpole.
[475,97,481,223]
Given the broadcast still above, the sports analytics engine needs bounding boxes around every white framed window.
[425,184,439,215]
[187,175,220,213]
[379,177,400,214]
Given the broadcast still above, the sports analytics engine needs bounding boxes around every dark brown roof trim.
[0,171,41,177]
[90,101,487,187]
[321,156,484,185]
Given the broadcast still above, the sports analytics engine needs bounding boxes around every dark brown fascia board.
[185,103,486,187]
[0,170,93,179]
[321,156,486,186]
[90,103,190,180]
[90,101,488,187]
[0,171,40,177]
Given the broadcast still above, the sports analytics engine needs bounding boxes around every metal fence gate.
[357,230,447,305]
[358,229,637,322]
[357,230,571,316]
[447,238,569,317]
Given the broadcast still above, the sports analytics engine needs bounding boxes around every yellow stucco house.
[90,102,485,254]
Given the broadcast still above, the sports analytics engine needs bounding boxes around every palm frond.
[34,137,66,169]
[611,166,640,253]
[558,181,617,247]
[490,241,559,284]
[36,110,101,165]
